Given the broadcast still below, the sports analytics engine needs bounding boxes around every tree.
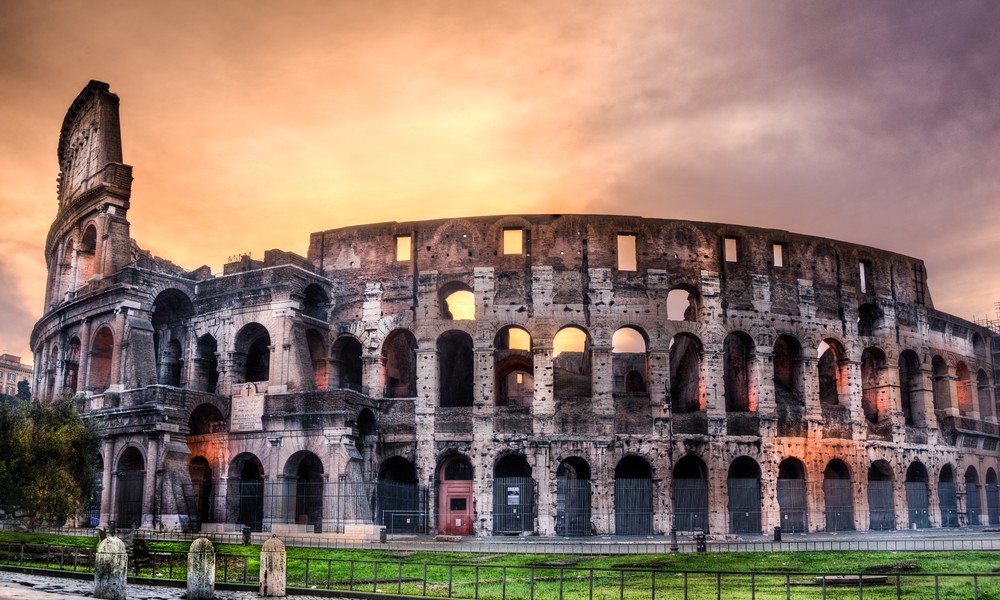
[16,380,30,401]
[0,394,100,523]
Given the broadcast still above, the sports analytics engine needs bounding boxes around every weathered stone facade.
[31,81,1000,537]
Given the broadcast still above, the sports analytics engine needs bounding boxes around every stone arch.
[437,454,474,535]
[905,461,931,529]
[977,369,992,419]
[382,328,417,398]
[152,289,194,388]
[612,326,648,394]
[973,332,987,357]
[188,455,214,525]
[115,446,145,527]
[727,457,762,534]
[857,303,882,337]
[955,361,973,415]
[493,454,534,534]
[302,283,330,321]
[932,355,951,414]
[304,329,328,390]
[556,456,592,537]
[861,347,889,426]
[438,330,474,407]
[938,464,958,527]
[724,331,755,413]
[867,460,896,531]
[63,336,81,394]
[965,465,982,526]
[332,334,363,391]
[88,325,114,393]
[667,285,700,322]
[670,333,703,417]
[234,323,271,383]
[284,451,325,532]
[774,334,806,436]
[823,459,854,531]
[898,349,921,426]
[194,334,219,393]
[673,455,708,532]
[376,457,423,532]
[818,338,848,407]
[77,223,98,282]
[494,325,533,406]
[777,457,808,532]
[439,280,475,320]
[986,468,999,526]
[230,453,264,531]
[614,455,653,535]
[188,403,225,435]
[553,325,591,398]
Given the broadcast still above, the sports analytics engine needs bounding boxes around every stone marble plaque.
[231,383,265,432]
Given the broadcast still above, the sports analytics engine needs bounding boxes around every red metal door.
[438,481,473,535]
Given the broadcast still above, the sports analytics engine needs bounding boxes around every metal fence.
[4,543,1000,599]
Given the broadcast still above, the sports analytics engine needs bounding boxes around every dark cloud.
[0,258,37,359]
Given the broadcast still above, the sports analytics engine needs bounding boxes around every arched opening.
[290,452,324,532]
[493,455,534,534]
[818,339,847,407]
[977,370,992,420]
[727,457,761,534]
[898,350,920,426]
[494,326,533,406]
[965,466,981,526]
[822,460,854,531]
[973,333,987,357]
[773,335,806,437]
[63,337,81,394]
[553,326,591,398]
[438,330,474,407]
[332,335,363,391]
[235,323,271,383]
[670,333,703,415]
[439,282,475,320]
[232,454,264,532]
[556,457,592,537]
[115,447,145,527]
[46,346,58,401]
[89,326,114,393]
[666,287,699,322]
[867,461,895,531]
[955,362,973,415]
[194,334,219,393]
[938,465,958,528]
[777,458,808,532]
[985,468,999,526]
[78,224,98,282]
[861,348,888,424]
[188,456,213,527]
[673,455,708,532]
[724,332,755,412]
[152,289,194,387]
[614,456,653,535]
[188,403,225,435]
[377,457,425,533]
[905,462,930,529]
[612,327,648,394]
[857,303,882,337]
[302,284,330,321]
[932,355,951,415]
[306,329,329,390]
[84,454,103,527]
[437,455,473,536]
[382,329,417,398]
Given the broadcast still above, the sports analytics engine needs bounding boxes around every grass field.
[1,531,997,599]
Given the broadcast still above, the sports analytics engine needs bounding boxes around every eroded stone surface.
[94,536,127,600]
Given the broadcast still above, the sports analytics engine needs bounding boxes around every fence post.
[187,537,215,600]
[260,535,287,597]
[93,536,128,600]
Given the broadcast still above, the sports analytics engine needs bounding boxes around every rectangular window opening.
[724,237,739,263]
[395,235,412,261]
[860,259,872,293]
[617,234,637,271]
[503,229,523,255]
[772,243,784,267]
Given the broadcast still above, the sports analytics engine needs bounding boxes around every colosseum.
[30,80,1000,538]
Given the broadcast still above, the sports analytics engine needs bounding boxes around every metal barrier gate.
[556,478,592,536]
[493,477,535,534]
[672,478,708,532]
[906,481,930,528]
[967,482,981,525]
[939,482,958,527]
[987,483,999,526]
[822,479,854,531]
[867,480,895,530]
[115,471,144,528]
[615,478,653,535]
[777,479,807,532]
[728,478,761,534]
[376,481,428,533]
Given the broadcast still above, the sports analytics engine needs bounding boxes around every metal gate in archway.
[493,477,535,534]
[376,481,428,533]
[672,479,708,532]
[867,481,895,530]
[967,483,981,526]
[556,478,592,536]
[905,482,930,528]
[777,479,807,532]
[822,479,854,531]
[615,479,653,535]
[238,479,264,532]
[939,482,958,527]
[115,471,144,528]
[728,478,761,534]
[987,483,999,526]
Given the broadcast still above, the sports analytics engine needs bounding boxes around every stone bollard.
[259,535,286,597]
[187,537,216,600]
[93,536,128,600]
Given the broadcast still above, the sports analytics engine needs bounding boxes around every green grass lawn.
[1,531,997,599]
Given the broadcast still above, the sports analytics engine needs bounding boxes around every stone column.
[80,319,93,393]
[532,336,554,436]
[107,309,127,392]
[591,345,613,435]
[141,433,160,528]
[533,440,553,535]
[99,437,115,527]
[844,359,864,440]
[415,348,437,490]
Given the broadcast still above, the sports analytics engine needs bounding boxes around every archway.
[306,329,328,389]
[672,455,708,532]
[670,333,702,415]
[615,456,653,535]
[188,456,213,527]
[986,469,999,526]
[493,455,534,534]
[955,362,973,415]
[89,326,114,393]
[188,403,225,435]
[332,335,363,391]
[438,456,473,536]
[898,350,920,426]
[285,452,324,532]
[377,457,425,533]
[978,370,992,420]
[556,457,592,537]
[382,329,417,398]
[152,289,194,388]
[867,461,895,531]
[115,447,145,527]
[64,337,81,394]
[233,454,264,532]
[931,356,951,414]
[818,339,847,407]
[724,332,755,412]
[777,458,808,532]
[905,462,930,529]
[438,331,474,407]
[612,327,648,394]
[235,323,271,383]
[666,287,699,321]
[823,460,854,531]
[965,466,981,526]
[773,335,805,436]
[938,465,958,527]
[727,457,761,534]
[494,326,533,406]
[553,326,591,398]
[439,282,475,320]
[302,284,329,321]
[194,334,219,393]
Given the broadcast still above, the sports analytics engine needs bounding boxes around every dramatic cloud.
[1,0,998,360]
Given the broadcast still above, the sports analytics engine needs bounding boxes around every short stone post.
[187,537,215,600]
[93,536,127,600]
[259,535,286,597]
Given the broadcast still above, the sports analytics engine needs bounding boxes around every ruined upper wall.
[307,214,934,320]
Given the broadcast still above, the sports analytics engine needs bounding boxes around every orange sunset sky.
[1,0,999,362]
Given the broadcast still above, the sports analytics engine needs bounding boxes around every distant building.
[0,354,33,396]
